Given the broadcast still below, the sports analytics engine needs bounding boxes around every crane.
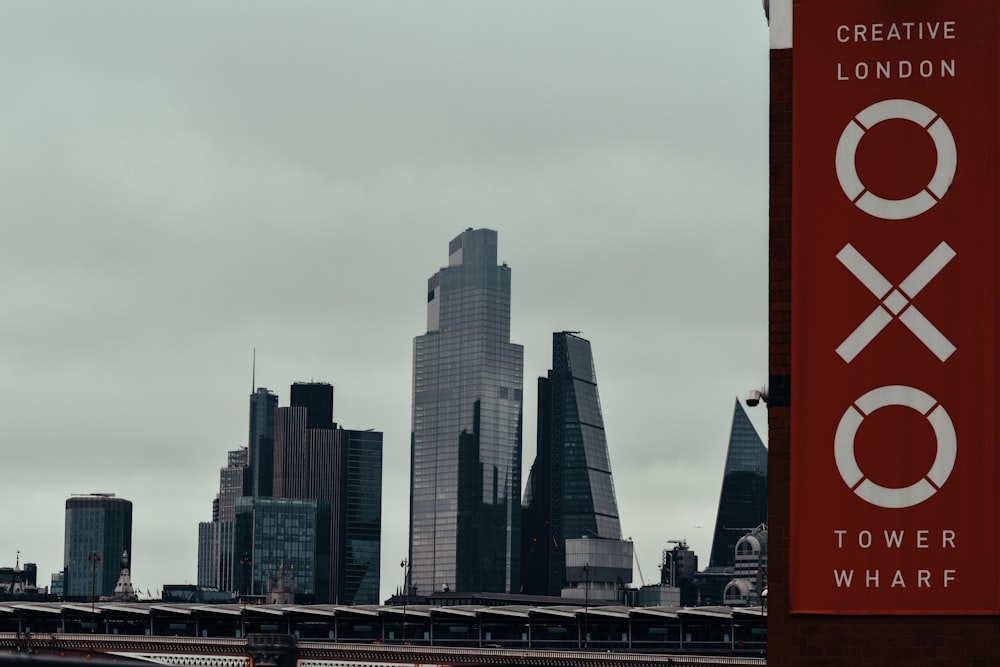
[628,537,647,587]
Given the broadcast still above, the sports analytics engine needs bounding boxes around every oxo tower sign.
[790,1,999,613]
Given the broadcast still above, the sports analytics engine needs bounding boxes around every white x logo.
[836,242,956,363]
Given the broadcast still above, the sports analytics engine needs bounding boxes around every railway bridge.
[1,633,765,667]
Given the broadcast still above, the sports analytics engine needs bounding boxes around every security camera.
[745,389,762,407]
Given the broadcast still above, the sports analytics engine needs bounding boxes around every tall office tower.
[291,381,334,429]
[708,400,768,570]
[270,381,383,604]
[521,332,632,598]
[273,382,336,499]
[201,382,381,603]
[197,448,249,590]
[198,386,271,591]
[63,494,133,600]
[339,429,383,604]
[410,228,524,594]
[248,387,278,498]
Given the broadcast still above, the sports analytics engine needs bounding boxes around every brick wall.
[766,42,1000,667]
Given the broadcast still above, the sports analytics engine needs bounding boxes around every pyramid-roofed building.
[708,400,768,570]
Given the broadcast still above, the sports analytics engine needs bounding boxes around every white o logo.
[835,385,956,509]
[835,99,957,220]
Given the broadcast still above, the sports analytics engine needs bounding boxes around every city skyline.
[200,381,382,604]
[1,2,770,604]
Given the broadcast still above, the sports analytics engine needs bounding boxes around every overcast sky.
[1,1,769,602]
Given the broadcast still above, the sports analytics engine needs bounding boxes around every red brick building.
[767,1,1000,663]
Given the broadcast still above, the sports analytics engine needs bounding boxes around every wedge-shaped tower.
[708,399,768,570]
[522,332,631,599]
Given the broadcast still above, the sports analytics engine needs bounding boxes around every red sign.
[790,0,1000,613]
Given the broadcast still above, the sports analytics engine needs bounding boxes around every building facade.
[521,332,631,598]
[708,400,767,571]
[233,496,331,601]
[723,523,767,606]
[199,383,382,605]
[63,494,133,600]
[197,448,249,591]
[339,428,383,605]
[410,228,524,595]
[248,387,278,498]
[0,558,39,596]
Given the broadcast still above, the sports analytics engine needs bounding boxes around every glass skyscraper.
[63,493,133,600]
[248,387,278,498]
[522,332,631,597]
[233,496,331,601]
[410,228,524,595]
[708,399,768,570]
[199,382,382,604]
[340,429,383,605]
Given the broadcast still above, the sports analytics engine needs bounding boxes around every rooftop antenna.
[252,347,256,393]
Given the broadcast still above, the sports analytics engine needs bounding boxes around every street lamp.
[240,552,252,638]
[583,562,590,650]
[760,588,768,657]
[87,552,101,633]
[400,559,409,643]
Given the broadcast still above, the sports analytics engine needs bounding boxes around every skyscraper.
[198,386,274,591]
[521,332,632,598]
[339,429,383,604]
[199,382,381,604]
[708,400,768,570]
[272,381,383,604]
[197,448,249,591]
[63,493,133,600]
[290,381,334,430]
[248,387,278,498]
[410,228,524,595]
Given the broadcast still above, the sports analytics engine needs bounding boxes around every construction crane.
[628,537,647,586]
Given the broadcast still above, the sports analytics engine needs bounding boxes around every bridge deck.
[1,634,766,667]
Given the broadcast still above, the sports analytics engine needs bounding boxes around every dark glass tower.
[200,382,381,604]
[522,332,628,596]
[410,228,524,595]
[271,381,383,604]
[233,496,332,601]
[199,388,273,592]
[708,399,768,570]
[249,387,278,498]
[290,382,334,430]
[339,429,383,605]
[63,494,133,600]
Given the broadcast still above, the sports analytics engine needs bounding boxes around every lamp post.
[760,587,768,657]
[87,552,101,633]
[400,559,409,643]
[583,562,589,650]
[240,552,252,638]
